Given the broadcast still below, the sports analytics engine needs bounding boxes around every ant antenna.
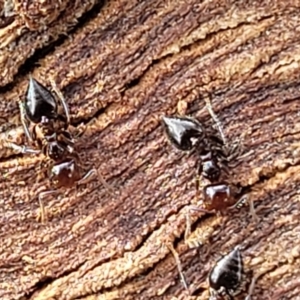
[19,102,33,141]
[167,242,189,291]
[203,95,227,146]
[245,276,257,300]
[49,77,71,124]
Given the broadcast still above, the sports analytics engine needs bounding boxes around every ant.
[161,114,235,210]
[161,112,257,238]
[6,77,113,222]
[208,246,255,300]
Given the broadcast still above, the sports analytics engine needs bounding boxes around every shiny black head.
[209,246,244,299]
[25,77,58,123]
[161,116,205,151]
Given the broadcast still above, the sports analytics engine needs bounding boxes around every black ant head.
[203,184,230,210]
[161,116,205,151]
[209,246,244,299]
[25,77,58,123]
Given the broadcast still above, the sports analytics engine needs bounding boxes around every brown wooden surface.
[1,1,300,299]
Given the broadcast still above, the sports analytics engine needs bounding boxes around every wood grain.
[0,0,300,299]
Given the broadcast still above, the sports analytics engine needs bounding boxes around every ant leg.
[60,123,86,145]
[229,194,259,222]
[244,276,256,300]
[78,168,115,196]
[76,123,87,138]
[203,95,227,146]
[95,169,115,196]
[189,205,214,214]
[73,151,115,195]
[77,169,95,185]
[203,96,246,167]
[19,102,33,141]
[166,243,189,292]
[194,167,208,199]
[184,205,215,241]
[58,131,75,150]
[4,141,40,154]
[37,190,58,223]
[195,174,201,196]
[49,77,70,125]
[184,213,192,241]
[226,142,245,168]
[187,170,215,238]
[4,116,39,154]
[193,171,213,212]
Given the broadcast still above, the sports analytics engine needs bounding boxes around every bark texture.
[0,0,300,299]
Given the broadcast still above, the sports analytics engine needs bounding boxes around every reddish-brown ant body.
[6,77,112,221]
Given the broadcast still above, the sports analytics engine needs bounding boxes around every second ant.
[161,109,257,238]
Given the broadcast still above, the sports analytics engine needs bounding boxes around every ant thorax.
[47,138,69,161]
[198,150,221,182]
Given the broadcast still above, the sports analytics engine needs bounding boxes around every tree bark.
[0,0,300,299]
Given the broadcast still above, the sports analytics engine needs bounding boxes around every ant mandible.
[6,77,113,222]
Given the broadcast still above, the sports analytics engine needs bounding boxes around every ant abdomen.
[161,116,205,151]
[209,246,244,300]
[25,77,58,123]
